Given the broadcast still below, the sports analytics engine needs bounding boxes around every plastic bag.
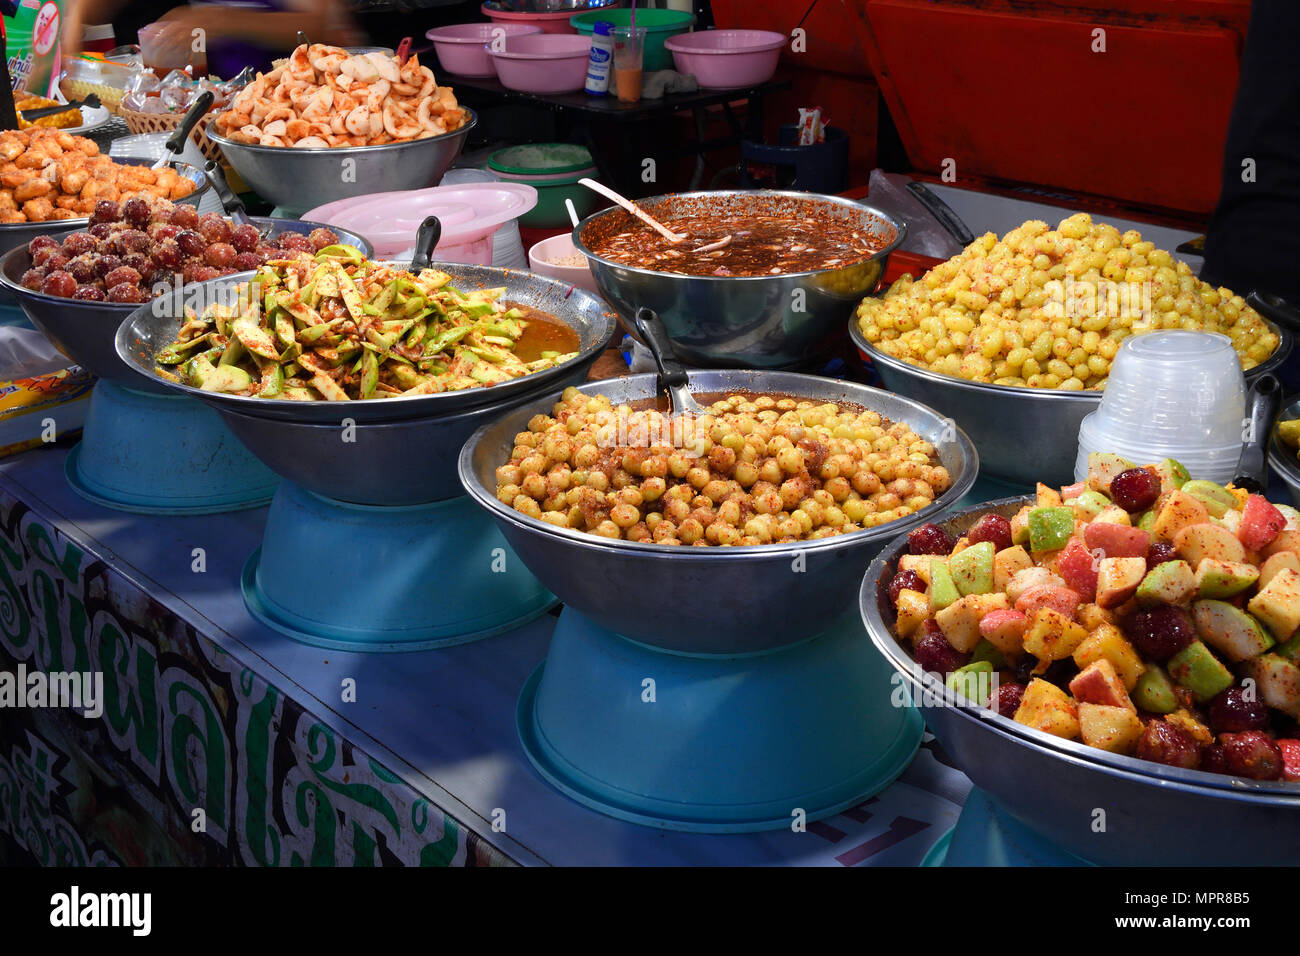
[867,169,967,260]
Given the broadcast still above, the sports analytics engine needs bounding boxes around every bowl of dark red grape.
[0,197,371,386]
[861,452,1300,865]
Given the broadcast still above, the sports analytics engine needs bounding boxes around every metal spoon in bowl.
[633,306,707,417]
[411,216,441,272]
[153,89,213,170]
[579,178,688,245]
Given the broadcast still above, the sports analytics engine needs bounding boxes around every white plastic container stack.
[1074,331,1246,484]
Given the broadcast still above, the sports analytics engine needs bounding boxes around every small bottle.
[584,21,615,96]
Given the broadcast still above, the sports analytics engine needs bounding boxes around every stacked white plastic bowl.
[1074,331,1245,484]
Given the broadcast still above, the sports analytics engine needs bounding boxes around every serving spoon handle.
[579,178,685,244]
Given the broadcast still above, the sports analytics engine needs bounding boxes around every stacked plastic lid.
[1074,331,1245,484]
[302,182,538,263]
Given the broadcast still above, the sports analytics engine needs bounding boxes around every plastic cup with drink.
[612,26,646,103]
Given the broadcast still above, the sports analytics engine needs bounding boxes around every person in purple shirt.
[63,0,362,78]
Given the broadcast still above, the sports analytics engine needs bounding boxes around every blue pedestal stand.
[922,789,1094,866]
[517,606,924,832]
[65,380,278,514]
[242,481,558,652]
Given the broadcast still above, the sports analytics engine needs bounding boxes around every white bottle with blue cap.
[585,20,615,95]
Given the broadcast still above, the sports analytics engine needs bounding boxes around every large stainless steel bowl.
[862,496,1300,866]
[114,261,616,424]
[1269,393,1300,509]
[0,217,372,390]
[850,318,1294,488]
[574,191,905,369]
[115,263,617,505]
[459,370,977,654]
[207,111,476,217]
[0,160,210,308]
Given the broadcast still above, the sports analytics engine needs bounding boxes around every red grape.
[198,213,232,244]
[1146,542,1178,566]
[967,513,1013,552]
[41,271,77,297]
[1125,605,1197,661]
[170,205,200,229]
[61,232,96,256]
[230,224,261,252]
[43,253,69,273]
[106,282,145,303]
[1209,686,1270,734]
[277,232,313,253]
[308,227,338,251]
[888,569,926,607]
[72,285,105,301]
[31,245,57,268]
[92,255,123,279]
[233,252,263,271]
[1219,731,1283,780]
[102,266,141,289]
[914,623,970,675]
[176,230,206,257]
[908,523,954,556]
[122,197,151,226]
[151,239,183,272]
[89,222,112,240]
[20,267,46,290]
[1135,719,1201,769]
[189,265,219,283]
[204,243,237,268]
[1110,468,1160,512]
[67,257,96,284]
[996,681,1027,718]
[27,235,57,255]
[1200,744,1229,774]
[150,223,179,242]
[91,200,120,224]
[121,229,151,253]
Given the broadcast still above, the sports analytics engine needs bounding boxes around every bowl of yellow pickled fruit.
[850,213,1290,486]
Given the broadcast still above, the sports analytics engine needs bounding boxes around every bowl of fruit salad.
[0,197,369,388]
[861,454,1300,865]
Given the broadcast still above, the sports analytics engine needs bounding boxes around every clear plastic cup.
[1074,413,1242,484]
[612,26,646,103]
[1088,331,1246,447]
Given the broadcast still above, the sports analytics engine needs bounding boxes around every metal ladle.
[633,306,706,416]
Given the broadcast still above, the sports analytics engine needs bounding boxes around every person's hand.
[144,9,218,67]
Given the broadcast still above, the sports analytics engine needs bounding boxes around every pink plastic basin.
[489,33,592,94]
[303,183,537,263]
[427,23,542,77]
[664,29,784,89]
[481,1,622,35]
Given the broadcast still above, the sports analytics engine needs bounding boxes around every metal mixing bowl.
[459,370,978,654]
[850,318,1293,488]
[114,262,616,505]
[0,218,372,390]
[573,191,905,369]
[861,496,1300,865]
[1269,393,1300,508]
[115,261,616,424]
[207,111,477,217]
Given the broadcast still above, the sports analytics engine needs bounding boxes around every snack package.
[4,0,63,97]
[797,106,825,146]
[0,325,90,457]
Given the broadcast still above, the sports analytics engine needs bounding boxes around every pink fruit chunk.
[1278,739,1300,782]
[1056,538,1099,600]
[1068,659,1133,709]
[1083,521,1151,559]
[979,608,1027,641]
[1014,584,1082,619]
[1239,494,1286,551]
[1060,482,1086,500]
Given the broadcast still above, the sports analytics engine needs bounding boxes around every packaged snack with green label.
[4,0,63,96]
